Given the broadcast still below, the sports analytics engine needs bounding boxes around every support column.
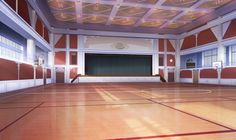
[78,35,85,75]
[27,39,36,85]
[212,24,225,85]
[152,39,159,75]
[49,33,55,83]
[65,34,70,83]
[27,39,36,63]
[175,40,181,83]
[164,39,168,82]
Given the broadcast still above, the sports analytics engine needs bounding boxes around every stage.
[71,76,161,83]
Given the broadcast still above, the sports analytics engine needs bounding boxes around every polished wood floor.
[0,83,236,140]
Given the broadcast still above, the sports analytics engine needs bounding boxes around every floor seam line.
[0,102,44,133]
[147,99,235,131]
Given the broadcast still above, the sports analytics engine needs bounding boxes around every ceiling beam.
[134,0,166,27]
[75,0,82,23]
[58,0,211,12]
[51,27,179,39]
[106,0,123,25]
[160,0,208,28]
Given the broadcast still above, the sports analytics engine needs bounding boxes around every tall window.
[0,35,23,61]
[203,49,217,67]
[231,45,236,66]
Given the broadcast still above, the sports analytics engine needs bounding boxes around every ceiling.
[35,0,236,34]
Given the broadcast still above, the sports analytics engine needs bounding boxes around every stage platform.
[72,76,161,83]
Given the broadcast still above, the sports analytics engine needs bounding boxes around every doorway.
[43,68,47,85]
[56,67,65,83]
[193,69,199,84]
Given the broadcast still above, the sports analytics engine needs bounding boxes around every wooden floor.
[0,83,236,140]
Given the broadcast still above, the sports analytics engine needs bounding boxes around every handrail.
[155,74,166,82]
[71,74,81,83]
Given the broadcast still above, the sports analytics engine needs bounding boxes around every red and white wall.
[179,17,236,85]
[0,58,52,93]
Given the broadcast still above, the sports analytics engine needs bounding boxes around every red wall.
[167,54,175,66]
[70,68,78,79]
[180,70,192,78]
[20,64,34,79]
[159,54,164,66]
[70,52,77,65]
[55,51,66,65]
[224,19,236,39]
[159,69,164,77]
[197,29,217,46]
[5,0,16,11]
[36,18,43,37]
[18,0,30,24]
[70,35,77,49]
[47,69,51,78]
[36,66,43,79]
[44,27,49,43]
[221,67,236,79]
[55,35,66,48]
[0,58,18,80]
[167,40,175,52]
[181,35,196,50]
[200,69,218,78]
[159,39,164,52]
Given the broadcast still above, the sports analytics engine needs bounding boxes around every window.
[231,45,236,66]
[203,49,217,67]
[0,35,23,61]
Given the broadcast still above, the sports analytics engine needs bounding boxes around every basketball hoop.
[213,61,222,70]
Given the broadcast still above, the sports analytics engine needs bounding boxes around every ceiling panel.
[147,9,180,20]
[163,0,198,8]
[178,11,207,21]
[124,0,158,4]
[42,0,236,34]
[140,20,165,27]
[54,13,76,22]
[198,0,232,9]
[116,6,149,17]
[83,3,113,15]
[112,17,137,26]
[165,21,186,29]
[48,0,75,10]
[83,15,108,24]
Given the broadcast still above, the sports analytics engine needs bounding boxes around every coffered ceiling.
[34,0,236,34]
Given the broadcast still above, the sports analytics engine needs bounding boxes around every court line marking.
[0,102,44,133]
[107,130,236,140]
[148,99,235,131]
[1,99,236,109]
[38,102,153,108]
[0,84,54,101]
[129,92,235,130]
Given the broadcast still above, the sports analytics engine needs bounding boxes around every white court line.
[22,90,143,95]
[141,89,212,94]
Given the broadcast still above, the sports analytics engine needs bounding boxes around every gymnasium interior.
[1,0,236,139]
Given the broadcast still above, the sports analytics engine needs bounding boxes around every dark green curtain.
[85,54,152,76]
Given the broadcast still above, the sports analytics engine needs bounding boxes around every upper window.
[0,35,23,61]
[231,45,236,66]
[203,49,217,67]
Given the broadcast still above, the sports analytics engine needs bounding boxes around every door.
[56,67,65,83]
[193,69,199,84]
[43,68,47,85]
[168,72,175,82]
